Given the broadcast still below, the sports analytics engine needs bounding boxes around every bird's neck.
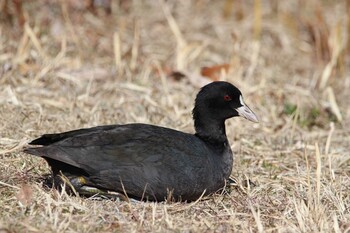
[193,115,228,144]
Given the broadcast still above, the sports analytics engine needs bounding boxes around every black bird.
[24,81,258,201]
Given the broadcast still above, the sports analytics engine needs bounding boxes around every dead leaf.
[16,183,33,206]
[19,62,41,76]
[168,71,187,81]
[169,70,211,88]
[201,64,230,81]
[153,64,172,77]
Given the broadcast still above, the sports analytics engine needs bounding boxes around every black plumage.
[24,81,258,201]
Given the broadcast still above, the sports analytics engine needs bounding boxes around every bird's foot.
[67,176,129,201]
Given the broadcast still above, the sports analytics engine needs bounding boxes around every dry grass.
[0,0,350,232]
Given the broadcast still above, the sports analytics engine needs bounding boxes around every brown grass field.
[0,0,350,232]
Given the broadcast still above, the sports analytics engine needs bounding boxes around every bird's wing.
[28,125,117,146]
[25,124,207,173]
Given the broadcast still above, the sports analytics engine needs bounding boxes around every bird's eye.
[223,95,232,101]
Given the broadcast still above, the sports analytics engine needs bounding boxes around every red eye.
[224,95,231,101]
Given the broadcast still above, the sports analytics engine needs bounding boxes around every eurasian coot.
[24,81,258,201]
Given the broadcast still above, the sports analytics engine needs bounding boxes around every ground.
[0,0,349,232]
